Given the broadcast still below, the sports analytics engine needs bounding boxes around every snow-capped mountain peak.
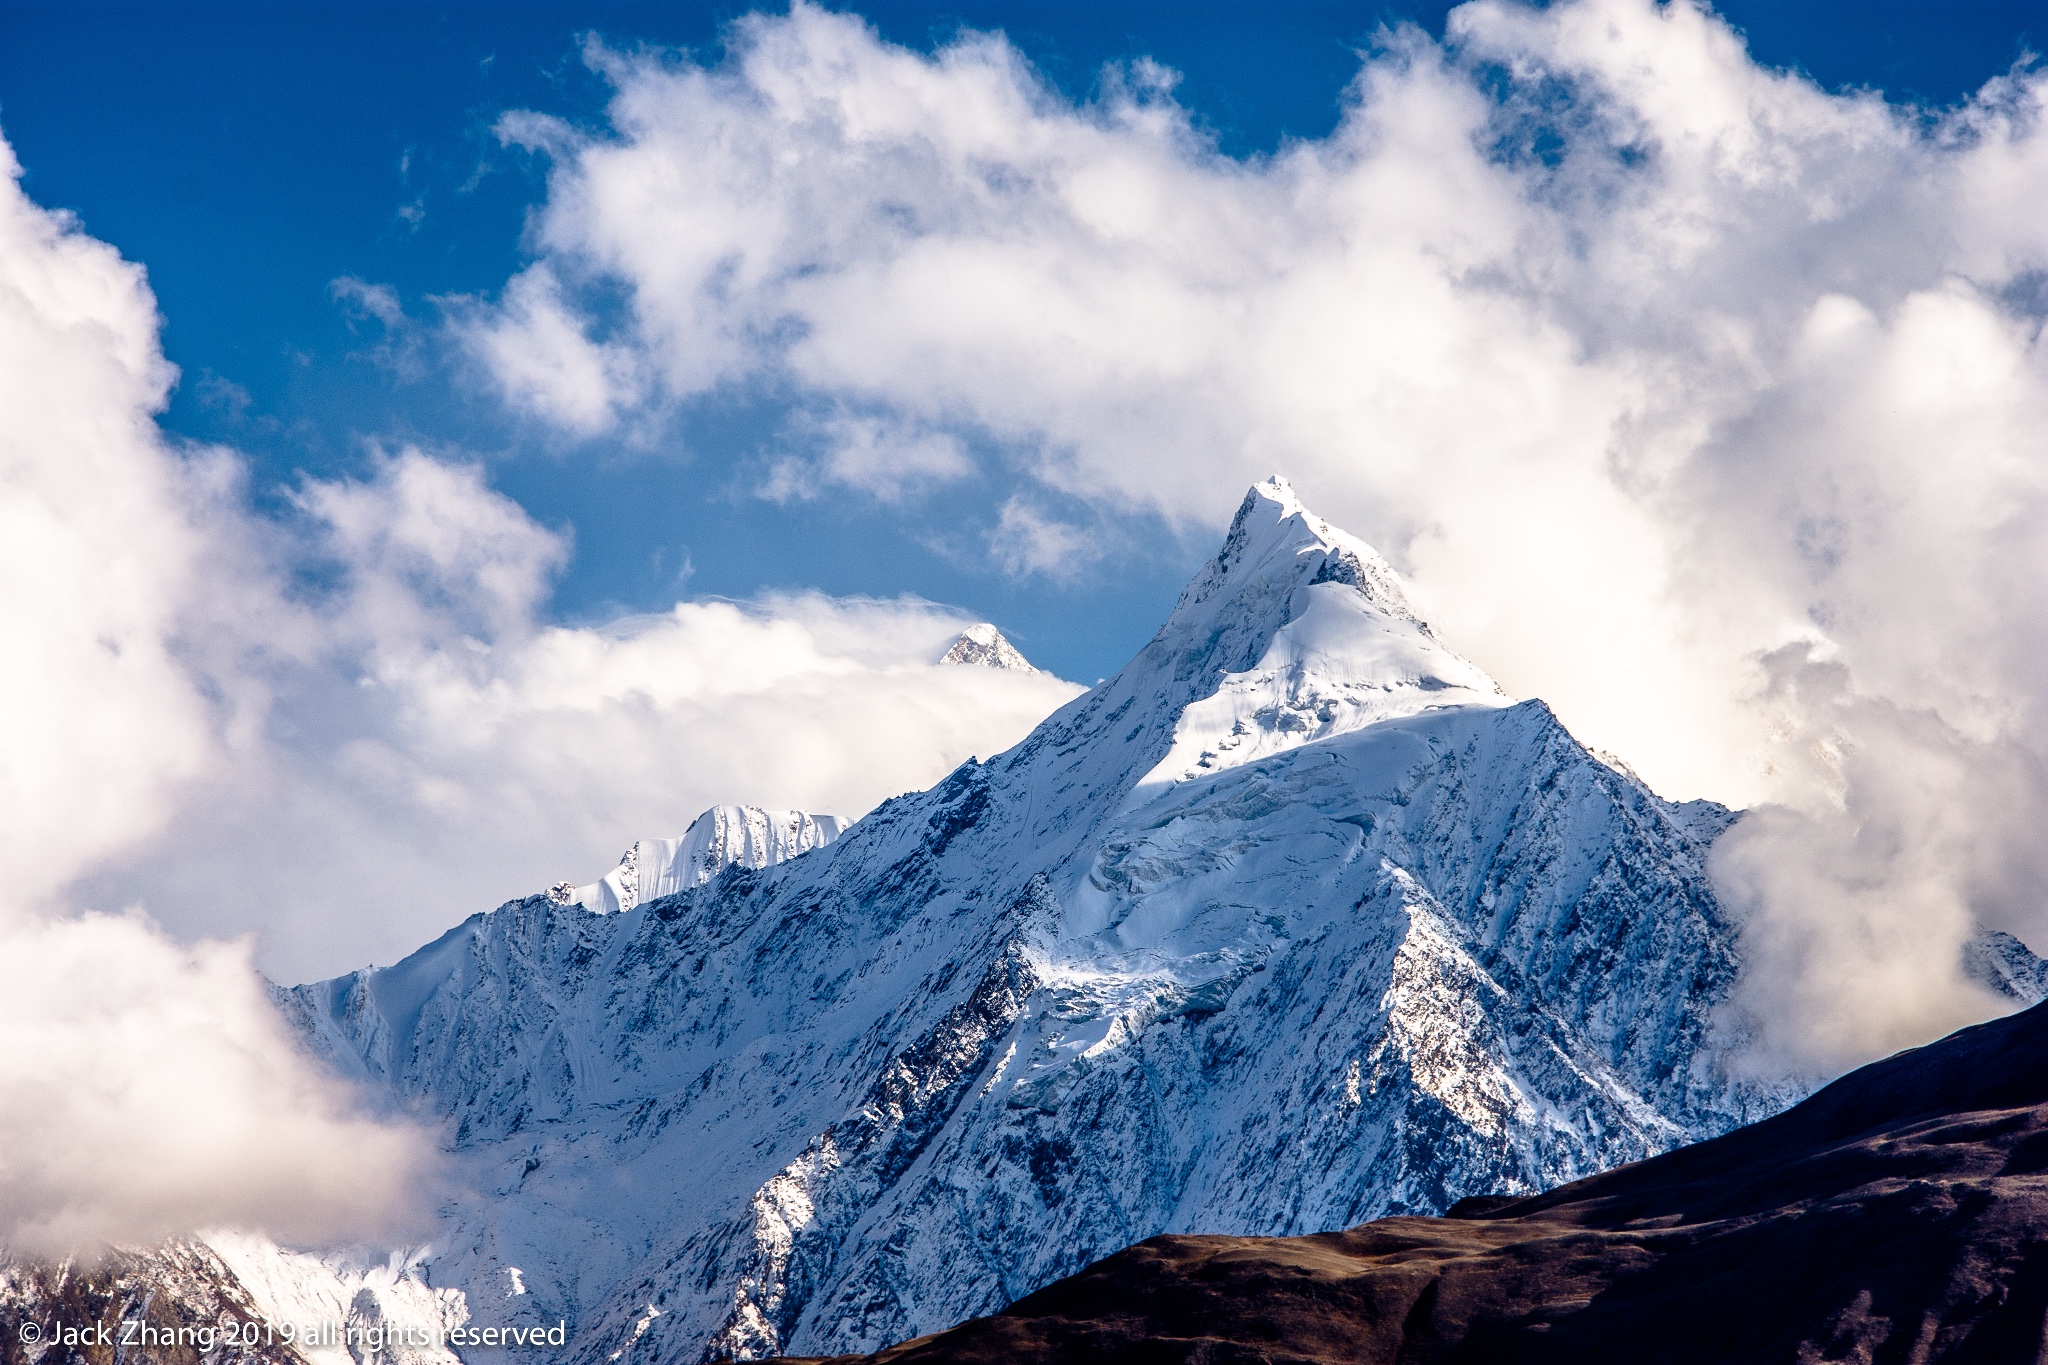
[1170,476,1418,625]
[975,479,1509,855]
[545,805,850,914]
[249,478,1849,1362]
[940,623,1039,672]
[1131,476,1508,801]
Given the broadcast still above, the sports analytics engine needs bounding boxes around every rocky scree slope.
[260,478,1827,1363]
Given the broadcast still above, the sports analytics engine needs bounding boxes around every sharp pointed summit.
[1129,476,1507,797]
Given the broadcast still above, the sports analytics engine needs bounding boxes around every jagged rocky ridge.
[0,1241,308,1365]
[784,996,2048,1364]
[253,478,1838,1362]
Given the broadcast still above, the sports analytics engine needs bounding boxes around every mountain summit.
[940,623,1038,672]
[1118,476,1505,796]
[239,481,1790,1361]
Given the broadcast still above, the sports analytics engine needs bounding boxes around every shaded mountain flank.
[776,995,2048,1365]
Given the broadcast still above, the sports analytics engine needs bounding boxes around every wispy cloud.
[332,275,405,329]
[759,410,975,503]
[989,497,1101,579]
[330,275,430,378]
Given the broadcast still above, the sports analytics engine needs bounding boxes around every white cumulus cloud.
[0,136,436,1254]
[79,452,1081,978]
[457,0,2048,1071]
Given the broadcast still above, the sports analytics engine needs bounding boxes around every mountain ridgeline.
[241,478,1834,1363]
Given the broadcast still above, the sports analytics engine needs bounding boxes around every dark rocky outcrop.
[0,1241,306,1365]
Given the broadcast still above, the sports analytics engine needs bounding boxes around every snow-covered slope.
[250,478,1829,1362]
[202,1235,469,1365]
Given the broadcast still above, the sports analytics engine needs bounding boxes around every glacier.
[13,478,2041,1363]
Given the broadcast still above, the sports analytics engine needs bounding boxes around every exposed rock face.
[0,1241,308,1365]
[1964,929,2048,1005]
[939,624,1038,672]
[778,997,2048,1365]
[255,479,1809,1361]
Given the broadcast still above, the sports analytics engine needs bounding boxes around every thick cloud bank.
[0,140,433,1253]
[0,916,430,1256]
[0,125,1076,1252]
[464,0,2048,1070]
[82,455,1081,977]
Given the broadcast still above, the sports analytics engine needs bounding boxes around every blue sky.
[2,0,2039,684]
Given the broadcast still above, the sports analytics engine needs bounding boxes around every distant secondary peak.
[940,623,1040,673]
[547,805,850,913]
